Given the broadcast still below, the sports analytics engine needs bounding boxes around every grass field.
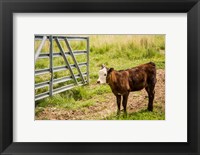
[35,35,165,120]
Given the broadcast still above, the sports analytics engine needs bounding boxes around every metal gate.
[35,35,89,101]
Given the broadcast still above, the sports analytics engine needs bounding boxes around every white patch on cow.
[97,67,107,84]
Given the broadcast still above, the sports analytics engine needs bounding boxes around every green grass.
[35,35,165,120]
[105,106,165,120]
[36,84,111,109]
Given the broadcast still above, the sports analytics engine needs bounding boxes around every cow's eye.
[104,74,107,76]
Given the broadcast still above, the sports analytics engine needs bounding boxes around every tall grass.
[35,35,165,119]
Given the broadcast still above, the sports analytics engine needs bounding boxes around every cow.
[97,62,157,115]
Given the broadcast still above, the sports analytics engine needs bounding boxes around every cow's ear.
[108,68,114,74]
[101,64,106,69]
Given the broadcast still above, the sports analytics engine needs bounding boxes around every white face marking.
[97,67,107,84]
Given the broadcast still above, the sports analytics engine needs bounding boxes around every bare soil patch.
[35,69,165,120]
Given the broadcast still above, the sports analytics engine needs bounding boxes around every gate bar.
[35,72,87,89]
[35,35,88,39]
[35,35,47,63]
[35,92,49,101]
[35,62,87,76]
[35,81,49,89]
[38,50,87,59]
[49,35,53,96]
[55,38,78,84]
[64,38,85,83]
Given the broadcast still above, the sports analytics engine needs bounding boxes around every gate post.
[87,37,90,84]
[49,35,53,96]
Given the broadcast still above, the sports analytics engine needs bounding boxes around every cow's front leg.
[116,95,121,115]
[122,93,129,115]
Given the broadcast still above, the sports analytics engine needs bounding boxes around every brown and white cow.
[97,62,157,115]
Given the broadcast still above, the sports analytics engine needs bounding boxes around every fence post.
[86,37,90,84]
[49,35,53,96]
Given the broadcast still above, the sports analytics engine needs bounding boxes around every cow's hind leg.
[122,93,129,115]
[145,85,155,111]
[116,95,121,115]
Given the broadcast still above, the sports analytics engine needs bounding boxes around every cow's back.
[128,62,156,91]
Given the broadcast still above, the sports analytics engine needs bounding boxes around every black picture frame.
[0,0,200,154]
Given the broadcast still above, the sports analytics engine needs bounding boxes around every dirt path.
[36,69,165,120]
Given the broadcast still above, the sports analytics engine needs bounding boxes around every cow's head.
[97,64,108,84]
[97,64,114,84]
